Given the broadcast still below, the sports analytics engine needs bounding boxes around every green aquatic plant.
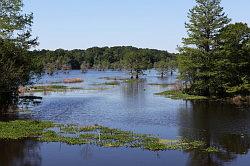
[147,83,170,87]
[79,125,101,132]
[156,90,207,100]
[124,79,144,83]
[0,120,219,153]
[0,120,54,140]
[60,124,80,134]
[92,81,120,86]
[104,81,120,86]
[31,85,83,92]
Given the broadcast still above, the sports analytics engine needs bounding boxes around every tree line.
[29,47,175,78]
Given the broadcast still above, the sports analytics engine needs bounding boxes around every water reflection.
[178,101,250,165]
[1,71,250,165]
[0,140,41,166]
[80,144,94,160]
[121,79,146,108]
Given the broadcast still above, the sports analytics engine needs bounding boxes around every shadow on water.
[178,101,250,166]
[0,140,41,166]
[0,96,42,121]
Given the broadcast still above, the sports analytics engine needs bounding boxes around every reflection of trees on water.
[80,144,93,160]
[178,101,250,166]
[0,140,41,166]
[121,80,146,106]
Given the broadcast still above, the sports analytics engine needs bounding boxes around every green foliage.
[178,0,249,97]
[122,51,150,79]
[215,23,250,96]
[0,39,30,110]
[154,58,177,77]
[154,60,169,77]
[0,0,37,111]
[30,46,173,74]
[0,0,38,49]
[183,0,231,52]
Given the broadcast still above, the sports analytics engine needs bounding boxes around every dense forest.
[29,47,175,78]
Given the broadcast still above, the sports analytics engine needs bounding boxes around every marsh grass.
[0,120,218,153]
[31,85,83,92]
[123,79,145,83]
[147,83,171,87]
[99,77,127,81]
[92,81,121,86]
[156,90,207,100]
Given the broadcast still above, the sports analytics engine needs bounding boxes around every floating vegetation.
[0,120,54,140]
[147,83,171,87]
[50,81,63,84]
[0,120,218,153]
[99,77,127,81]
[123,79,145,83]
[30,85,83,92]
[82,87,109,91]
[156,90,207,100]
[91,81,120,86]
[103,81,120,86]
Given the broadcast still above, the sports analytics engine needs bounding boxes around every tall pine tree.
[178,0,231,96]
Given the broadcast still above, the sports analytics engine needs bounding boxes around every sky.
[23,0,250,52]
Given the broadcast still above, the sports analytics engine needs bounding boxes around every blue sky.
[23,0,250,52]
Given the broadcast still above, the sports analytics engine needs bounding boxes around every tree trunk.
[136,71,139,79]
[161,72,164,78]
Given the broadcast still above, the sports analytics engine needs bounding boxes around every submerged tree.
[178,0,231,96]
[122,52,149,79]
[0,0,37,112]
[155,59,177,78]
[80,61,90,73]
[154,60,170,78]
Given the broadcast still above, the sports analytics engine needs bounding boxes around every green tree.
[178,0,231,96]
[0,0,37,111]
[215,23,250,96]
[183,0,231,52]
[122,52,149,79]
[80,61,90,73]
[0,0,38,48]
[154,60,170,78]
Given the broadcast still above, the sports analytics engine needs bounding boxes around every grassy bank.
[0,120,218,153]
[155,90,208,100]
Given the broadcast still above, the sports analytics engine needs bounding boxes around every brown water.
[0,70,250,166]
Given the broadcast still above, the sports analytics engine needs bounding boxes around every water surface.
[1,70,250,166]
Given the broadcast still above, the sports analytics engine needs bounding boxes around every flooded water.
[1,70,250,166]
